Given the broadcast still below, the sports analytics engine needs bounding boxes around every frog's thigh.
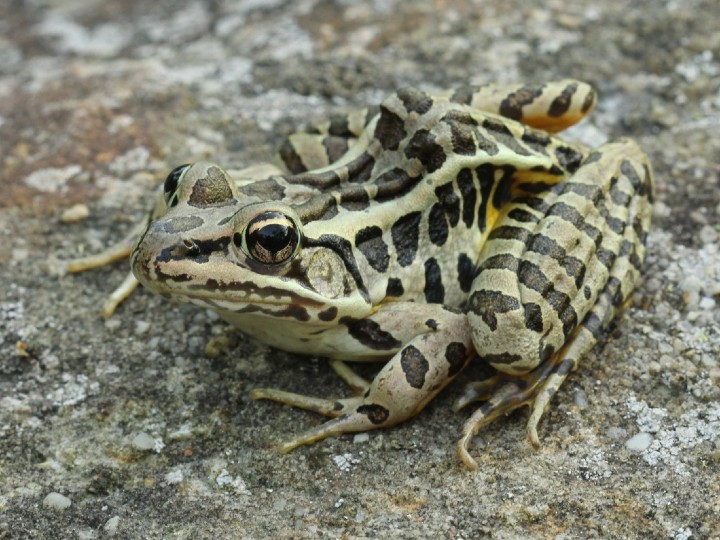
[457,138,652,468]
[524,139,653,423]
[251,303,474,453]
[467,138,652,376]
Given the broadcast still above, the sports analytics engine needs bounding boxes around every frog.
[67,80,653,469]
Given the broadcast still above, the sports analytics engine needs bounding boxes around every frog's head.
[131,162,369,322]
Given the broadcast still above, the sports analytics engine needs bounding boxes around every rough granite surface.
[1,1,719,539]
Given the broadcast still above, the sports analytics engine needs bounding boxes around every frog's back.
[273,82,595,307]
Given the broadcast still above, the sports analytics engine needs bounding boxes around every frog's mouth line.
[185,289,325,310]
[145,276,327,309]
[201,298,316,322]
[149,277,363,324]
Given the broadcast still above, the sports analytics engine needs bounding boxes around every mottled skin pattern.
[67,80,653,469]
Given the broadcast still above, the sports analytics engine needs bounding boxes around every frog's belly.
[218,310,397,361]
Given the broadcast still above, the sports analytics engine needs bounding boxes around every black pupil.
[251,223,293,252]
[245,212,299,264]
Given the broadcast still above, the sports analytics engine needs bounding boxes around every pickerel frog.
[68,80,653,469]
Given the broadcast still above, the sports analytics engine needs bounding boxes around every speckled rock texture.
[1,1,719,539]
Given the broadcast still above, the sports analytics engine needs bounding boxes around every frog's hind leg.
[458,138,653,469]
[277,108,375,173]
[455,320,597,470]
[445,79,596,133]
[456,269,635,470]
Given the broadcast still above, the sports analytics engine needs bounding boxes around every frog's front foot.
[249,389,386,454]
[250,360,395,453]
[66,220,147,318]
[251,305,474,454]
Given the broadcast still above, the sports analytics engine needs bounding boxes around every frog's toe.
[267,396,397,453]
[249,387,345,417]
[101,271,140,318]
[456,352,583,468]
[456,380,536,469]
[452,375,501,412]
[275,408,369,454]
[251,388,397,452]
[276,416,349,454]
[328,359,371,395]
[524,360,575,447]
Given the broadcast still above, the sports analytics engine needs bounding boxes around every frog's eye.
[164,164,191,207]
[236,211,301,265]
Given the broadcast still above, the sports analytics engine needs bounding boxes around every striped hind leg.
[278,79,597,173]
[443,79,597,133]
[457,264,637,470]
[277,108,375,173]
[457,138,653,469]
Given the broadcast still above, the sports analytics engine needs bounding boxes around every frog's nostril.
[176,239,199,257]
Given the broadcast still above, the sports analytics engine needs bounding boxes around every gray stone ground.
[1,1,719,538]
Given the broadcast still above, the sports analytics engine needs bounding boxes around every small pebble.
[294,505,310,518]
[626,432,654,452]
[679,275,702,295]
[353,433,370,444]
[606,427,628,440]
[12,248,29,262]
[698,296,716,310]
[41,353,60,370]
[652,200,671,219]
[60,203,90,223]
[698,224,718,244]
[103,516,120,536]
[104,318,122,332]
[43,492,72,510]
[573,388,589,408]
[709,368,720,383]
[700,354,718,369]
[187,336,205,354]
[168,425,193,440]
[689,210,708,225]
[134,320,150,335]
[647,360,662,374]
[679,275,703,307]
[77,528,97,540]
[644,277,662,294]
[165,469,184,484]
[132,432,157,451]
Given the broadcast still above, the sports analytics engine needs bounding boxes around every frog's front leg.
[250,303,474,453]
[66,220,148,318]
[457,138,653,469]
